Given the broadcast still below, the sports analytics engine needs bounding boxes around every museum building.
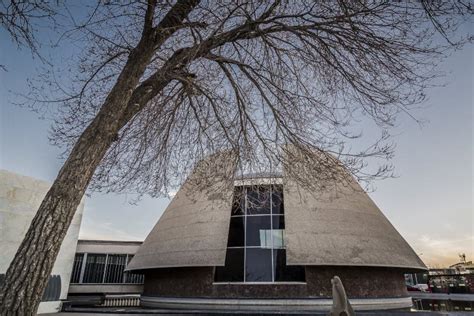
[126,148,427,312]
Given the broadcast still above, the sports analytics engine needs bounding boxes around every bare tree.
[0,0,471,314]
[0,0,59,69]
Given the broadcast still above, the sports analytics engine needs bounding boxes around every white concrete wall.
[0,169,84,314]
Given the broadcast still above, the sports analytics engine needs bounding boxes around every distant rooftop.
[78,239,143,245]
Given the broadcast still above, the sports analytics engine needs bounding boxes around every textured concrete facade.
[0,170,84,313]
[142,266,408,298]
[282,146,426,270]
[127,151,237,270]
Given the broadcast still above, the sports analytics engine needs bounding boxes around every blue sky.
[0,22,472,268]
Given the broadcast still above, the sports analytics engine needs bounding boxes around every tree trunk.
[0,32,157,316]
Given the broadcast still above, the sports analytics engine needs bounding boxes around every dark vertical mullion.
[270,185,274,282]
[115,255,119,283]
[116,255,120,283]
[119,255,125,283]
[113,255,118,283]
[112,255,120,283]
[109,255,113,283]
[71,253,84,283]
[116,255,120,282]
[243,186,247,283]
[111,255,115,283]
[123,254,128,283]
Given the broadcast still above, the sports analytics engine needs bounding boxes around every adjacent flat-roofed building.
[127,148,426,312]
[67,239,144,305]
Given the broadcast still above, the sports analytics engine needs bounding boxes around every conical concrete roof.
[282,145,426,270]
[128,147,426,271]
[126,151,237,271]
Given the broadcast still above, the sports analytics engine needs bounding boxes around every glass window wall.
[215,185,305,283]
[70,253,144,284]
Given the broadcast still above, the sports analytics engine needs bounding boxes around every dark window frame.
[69,252,144,284]
[215,184,305,283]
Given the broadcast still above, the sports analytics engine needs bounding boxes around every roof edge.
[126,262,427,272]
[125,262,225,272]
[78,239,144,244]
